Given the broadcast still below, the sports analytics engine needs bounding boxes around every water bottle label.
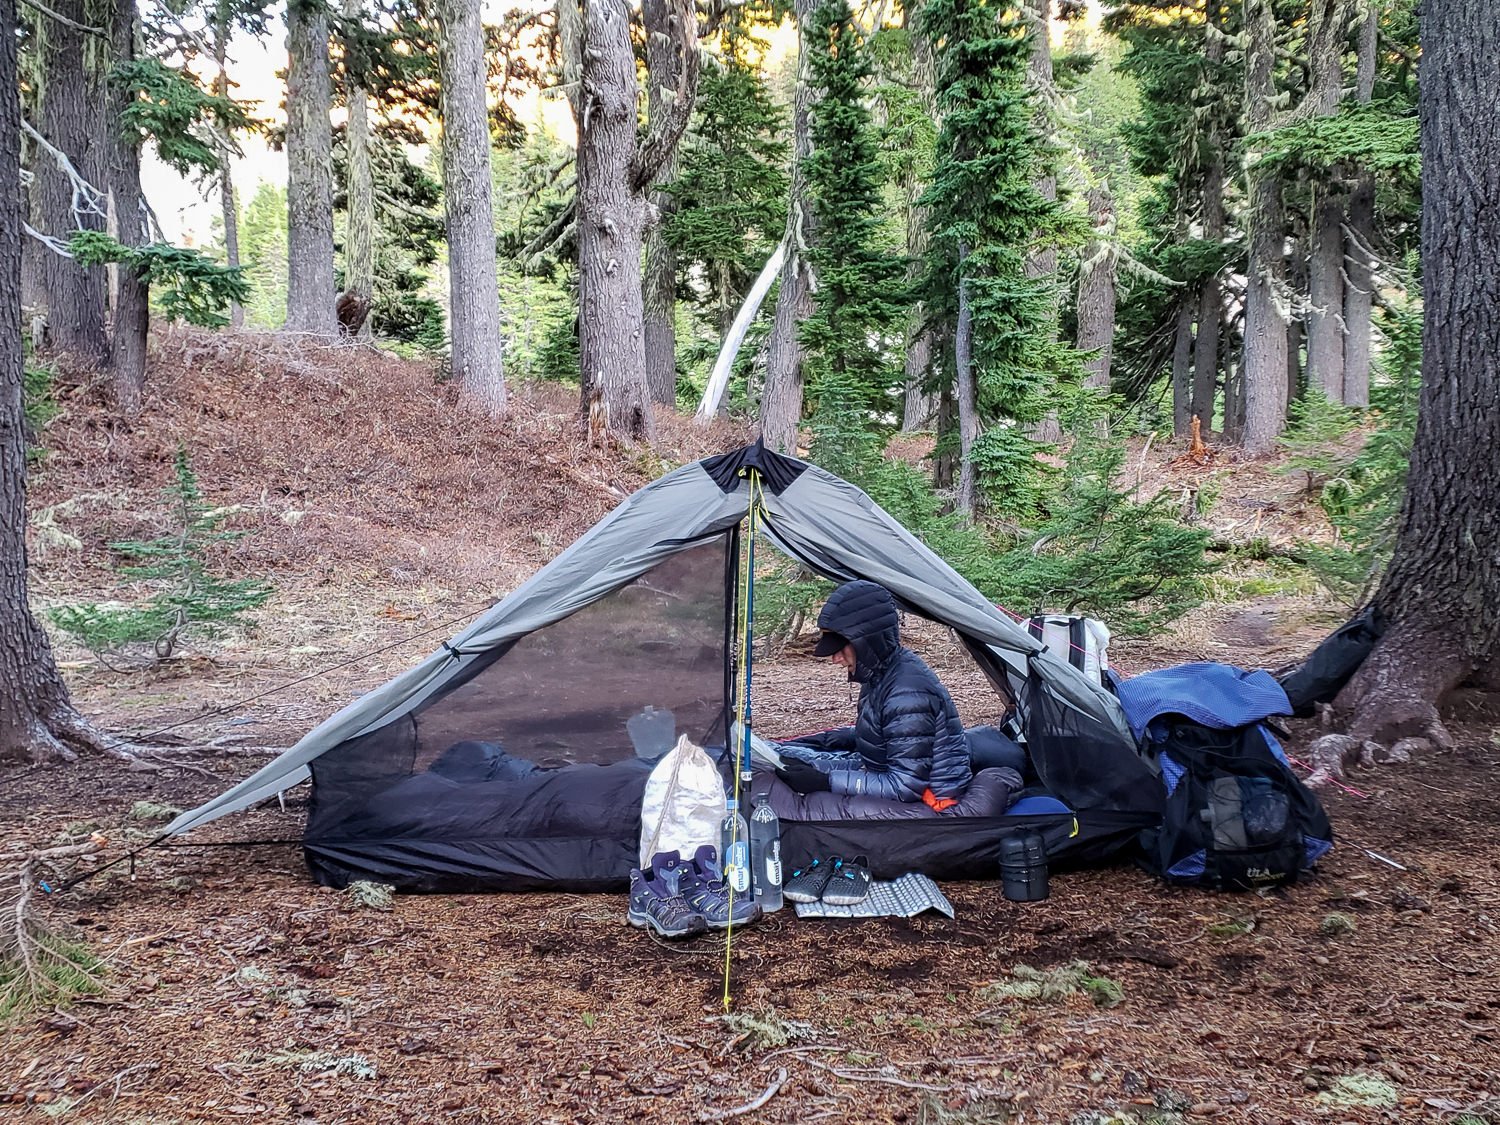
[765,844,782,888]
[727,842,750,892]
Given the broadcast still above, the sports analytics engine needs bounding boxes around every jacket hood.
[817,581,901,683]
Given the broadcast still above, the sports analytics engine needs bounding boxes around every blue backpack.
[1115,663,1334,892]
[1139,719,1332,890]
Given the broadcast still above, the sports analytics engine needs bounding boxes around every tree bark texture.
[1239,0,1289,453]
[35,0,108,365]
[1341,0,1380,407]
[1171,296,1193,436]
[641,0,681,407]
[1076,185,1116,393]
[1303,0,1351,402]
[1337,0,1500,744]
[954,251,979,520]
[438,0,507,413]
[0,0,83,764]
[343,0,375,341]
[577,0,654,440]
[215,22,243,329]
[760,0,817,455]
[285,0,337,334]
[107,0,148,413]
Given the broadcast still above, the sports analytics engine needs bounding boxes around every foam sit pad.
[792,873,955,920]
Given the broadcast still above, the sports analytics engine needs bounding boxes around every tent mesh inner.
[304,537,730,874]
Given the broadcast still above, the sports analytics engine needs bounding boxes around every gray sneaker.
[673,846,761,929]
[627,860,707,940]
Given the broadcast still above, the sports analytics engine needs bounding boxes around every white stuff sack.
[1026,614,1112,686]
[639,734,727,867]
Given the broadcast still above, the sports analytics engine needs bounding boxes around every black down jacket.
[792,581,972,802]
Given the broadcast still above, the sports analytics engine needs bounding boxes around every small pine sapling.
[995,426,1213,633]
[49,449,272,660]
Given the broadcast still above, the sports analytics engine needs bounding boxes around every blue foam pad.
[1006,795,1073,817]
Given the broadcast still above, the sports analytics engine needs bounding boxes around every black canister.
[999,831,1050,902]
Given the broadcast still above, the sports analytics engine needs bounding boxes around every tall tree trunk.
[1021,0,1056,284]
[1342,0,1379,408]
[1287,237,1308,406]
[1171,297,1193,436]
[1076,185,1116,393]
[1336,0,1500,745]
[901,14,937,432]
[1306,188,1345,400]
[437,0,507,413]
[343,0,375,340]
[641,0,681,407]
[577,0,653,440]
[1239,0,1289,453]
[1222,354,1243,442]
[1304,0,1352,401]
[1022,0,1061,444]
[1191,8,1226,433]
[934,360,956,488]
[954,249,979,519]
[285,0,336,334]
[21,185,46,313]
[107,0,148,414]
[214,14,242,329]
[35,0,108,365]
[1192,275,1221,433]
[761,0,817,455]
[0,0,90,764]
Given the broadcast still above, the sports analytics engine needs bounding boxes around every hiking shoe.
[783,856,835,904]
[820,855,872,906]
[675,845,761,929]
[627,861,707,940]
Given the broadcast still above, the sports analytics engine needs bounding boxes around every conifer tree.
[921,0,1079,518]
[797,0,908,476]
[665,27,788,339]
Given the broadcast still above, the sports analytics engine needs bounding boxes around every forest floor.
[2,334,1498,1125]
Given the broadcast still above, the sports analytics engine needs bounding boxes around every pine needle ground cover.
[10,338,1493,1122]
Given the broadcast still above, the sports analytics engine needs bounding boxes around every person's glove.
[776,758,832,794]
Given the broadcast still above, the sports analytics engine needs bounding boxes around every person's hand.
[776,758,832,794]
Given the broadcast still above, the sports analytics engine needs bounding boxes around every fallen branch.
[801,1056,951,1092]
[700,1066,787,1121]
[3,838,109,1018]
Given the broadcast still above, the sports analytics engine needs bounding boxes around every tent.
[165,442,1164,891]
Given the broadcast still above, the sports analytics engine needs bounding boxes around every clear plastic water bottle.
[749,793,783,912]
[719,800,751,894]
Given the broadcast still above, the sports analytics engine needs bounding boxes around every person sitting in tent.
[775,580,973,807]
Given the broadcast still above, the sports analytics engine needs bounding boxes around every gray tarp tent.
[165,443,1154,888]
